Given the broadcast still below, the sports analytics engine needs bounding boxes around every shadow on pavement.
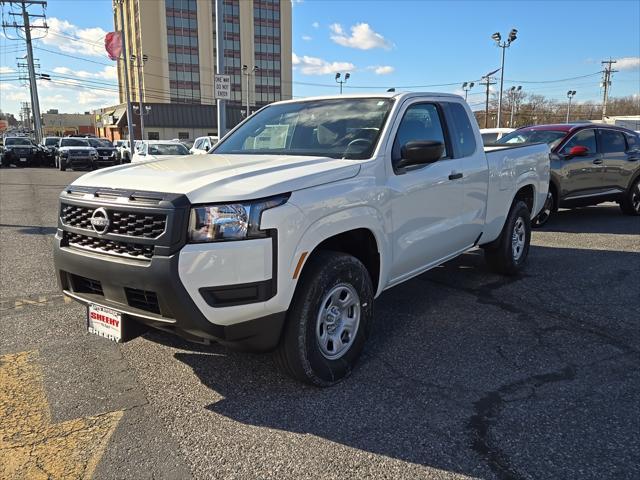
[170,241,639,479]
[540,204,639,235]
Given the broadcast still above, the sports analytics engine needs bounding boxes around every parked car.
[190,136,218,154]
[1,137,39,167]
[56,137,98,171]
[131,141,190,162]
[480,127,514,144]
[173,138,194,150]
[53,92,549,386]
[87,138,119,168]
[40,137,61,167]
[497,123,640,225]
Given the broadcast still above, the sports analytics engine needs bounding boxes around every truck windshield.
[61,138,90,147]
[88,138,113,148]
[44,137,60,146]
[497,129,567,148]
[214,98,393,159]
[5,138,32,146]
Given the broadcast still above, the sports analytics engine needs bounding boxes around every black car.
[87,138,119,168]
[40,137,61,167]
[497,123,640,225]
[1,137,39,167]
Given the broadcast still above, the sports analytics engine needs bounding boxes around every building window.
[148,131,160,140]
[178,131,189,140]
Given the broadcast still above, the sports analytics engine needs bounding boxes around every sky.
[1,0,639,116]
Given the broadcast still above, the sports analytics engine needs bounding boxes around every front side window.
[215,98,393,160]
[149,143,189,155]
[599,130,626,154]
[392,103,447,161]
[625,133,639,151]
[561,129,597,155]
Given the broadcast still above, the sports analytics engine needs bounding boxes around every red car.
[497,123,640,226]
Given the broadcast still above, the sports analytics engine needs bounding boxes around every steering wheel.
[344,138,373,156]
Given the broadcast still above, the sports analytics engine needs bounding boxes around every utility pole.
[480,68,499,128]
[2,1,48,143]
[131,54,149,140]
[113,0,136,144]
[215,0,226,137]
[601,59,617,119]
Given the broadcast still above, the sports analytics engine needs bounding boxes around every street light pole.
[114,0,135,144]
[335,72,350,94]
[509,85,521,127]
[462,81,475,101]
[492,28,518,128]
[242,65,258,117]
[566,90,576,123]
[131,54,148,139]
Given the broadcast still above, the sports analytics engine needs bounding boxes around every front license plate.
[87,304,122,342]
[19,157,27,162]
[102,155,109,159]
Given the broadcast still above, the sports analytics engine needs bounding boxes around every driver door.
[558,128,604,198]
[387,102,468,282]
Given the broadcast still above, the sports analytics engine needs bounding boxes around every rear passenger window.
[393,103,448,161]
[562,129,597,155]
[599,130,626,153]
[447,102,477,157]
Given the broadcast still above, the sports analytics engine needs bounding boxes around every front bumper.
[62,155,95,169]
[54,231,284,351]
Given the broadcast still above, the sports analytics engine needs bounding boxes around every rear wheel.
[619,178,640,216]
[274,251,374,386]
[483,201,531,276]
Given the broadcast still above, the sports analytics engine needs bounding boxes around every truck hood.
[71,154,362,202]
[60,146,94,151]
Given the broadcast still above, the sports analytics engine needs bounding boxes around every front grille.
[125,288,160,314]
[70,274,104,295]
[66,232,154,259]
[61,204,166,238]
[70,150,91,156]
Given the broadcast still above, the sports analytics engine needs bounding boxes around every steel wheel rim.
[632,183,640,213]
[316,283,361,360]
[512,217,526,261]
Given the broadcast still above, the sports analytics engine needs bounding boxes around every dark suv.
[87,138,119,168]
[1,137,39,167]
[497,124,640,225]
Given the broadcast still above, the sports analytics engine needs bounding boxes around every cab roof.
[274,91,464,105]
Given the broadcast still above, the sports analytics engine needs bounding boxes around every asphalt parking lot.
[1,168,639,480]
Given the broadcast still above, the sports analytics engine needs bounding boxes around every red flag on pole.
[105,32,123,61]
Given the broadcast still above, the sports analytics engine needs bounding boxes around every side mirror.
[568,145,589,157]
[397,141,444,169]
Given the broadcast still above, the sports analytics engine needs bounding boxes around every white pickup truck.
[54,93,549,386]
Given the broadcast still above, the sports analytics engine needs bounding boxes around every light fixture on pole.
[335,72,350,94]
[492,28,518,128]
[509,85,522,127]
[566,90,577,123]
[242,64,259,117]
[462,82,475,101]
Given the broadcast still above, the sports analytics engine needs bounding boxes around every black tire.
[532,189,555,228]
[274,250,374,387]
[619,177,640,216]
[483,200,531,276]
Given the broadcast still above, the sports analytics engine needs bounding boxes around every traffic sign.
[214,74,231,99]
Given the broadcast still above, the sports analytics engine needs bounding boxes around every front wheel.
[274,250,374,386]
[619,178,640,216]
[532,190,554,228]
[483,200,532,276]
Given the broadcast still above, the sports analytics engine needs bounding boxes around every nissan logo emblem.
[90,207,110,234]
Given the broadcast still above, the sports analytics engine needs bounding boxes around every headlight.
[188,195,289,243]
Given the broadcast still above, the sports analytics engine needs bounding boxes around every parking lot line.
[0,351,123,479]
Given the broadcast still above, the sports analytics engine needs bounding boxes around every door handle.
[448,172,463,180]
[592,159,603,165]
